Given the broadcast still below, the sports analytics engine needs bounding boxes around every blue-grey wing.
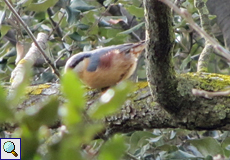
[86,44,133,72]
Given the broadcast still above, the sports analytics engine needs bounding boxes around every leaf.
[66,6,81,25]
[26,0,59,12]
[188,137,224,157]
[129,131,158,154]
[166,150,197,159]
[70,0,95,12]
[22,97,59,131]
[31,97,59,126]
[69,32,82,41]
[148,135,163,143]
[98,134,126,160]
[0,25,11,38]
[155,144,178,152]
[61,70,85,125]
[88,81,132,119]
[117,22,145,35]
[125,5,144,18]
[20,129,39,160]
[103,0,113,7]
[76,24,89,30]
[221,137,230,157]
[0,86,13,121]
[180,54,192,72]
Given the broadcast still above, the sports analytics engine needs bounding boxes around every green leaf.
[221,137,230,157]
[0,25,11,38]
[88,81,132,119]
[69,32,82,41]
[62,70,85,108]
[66,6,81,25]
[180,54,192,71]
[32,97,59,126]
[70,0,95,12]
[76,24,89,30]
[166,150,197,159]
[0,86,13,121]
[26,0,59,12]
[18,0,33,6]
[188,137,224,157]
[104,33,128,46]
[125,5,144,18]
[20,126,39,160]
[61,70,85,125]
[22,97,59,131]
[98,134,126,160]
[117,22,144,35]
[155,144,178,152]
[129,131,158,154]
[103,0,113,7]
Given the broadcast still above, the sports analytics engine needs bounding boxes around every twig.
[47,8,65,40]
[125,152,139,160]
[10,33,48,88]
[4,0,60,78]
[159,0,230,63]
[192,88,230,99]
[195,0,214,72]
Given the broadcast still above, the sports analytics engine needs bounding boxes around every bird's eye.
[125,49,130,55]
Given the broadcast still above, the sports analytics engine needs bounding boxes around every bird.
[64,41,146,89]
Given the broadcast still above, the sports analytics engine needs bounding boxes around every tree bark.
[9,72,230,137]
[144,0,180,113]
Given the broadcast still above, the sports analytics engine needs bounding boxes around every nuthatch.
[64,41,146,89]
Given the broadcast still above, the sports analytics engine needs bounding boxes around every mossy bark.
[8,72,230,136]
[144,0,182,113]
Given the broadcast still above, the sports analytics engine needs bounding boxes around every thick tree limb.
[8,72,230,137]
[10,33,48,88]
[144,0,180,113]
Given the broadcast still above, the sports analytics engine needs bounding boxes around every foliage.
[0,0,230,160]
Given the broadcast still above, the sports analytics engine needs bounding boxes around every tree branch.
[4,0,60,78]
[7,72,230,136]
[144,0,179,112]
[195,0,214,72]
[159,0,230,63]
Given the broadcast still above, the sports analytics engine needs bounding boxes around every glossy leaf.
[26,0,59,11]
[70,0,95,12]
[66,6,81,25]
[129,131,158,154]
[166,150,197,159]
[188,137,224,157]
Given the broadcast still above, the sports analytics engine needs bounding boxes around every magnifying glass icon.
[3,141,18,157]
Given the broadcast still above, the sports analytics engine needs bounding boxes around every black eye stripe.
[68,53,91,68]
[125,49,130,54]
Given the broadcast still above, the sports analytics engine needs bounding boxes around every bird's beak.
[131,41,146,56]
